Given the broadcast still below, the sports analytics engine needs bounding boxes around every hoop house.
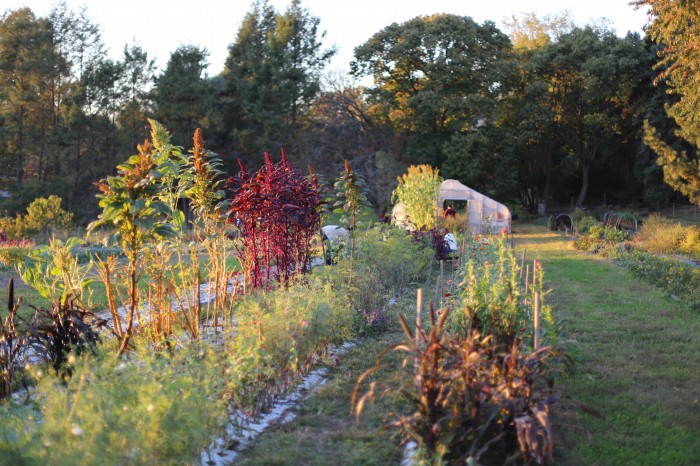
[439,179,511,234]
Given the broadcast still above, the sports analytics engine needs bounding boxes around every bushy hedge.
[634,214,700,259]
[0,342,224,465]
[574,214,700,309]
[616,249,700,310]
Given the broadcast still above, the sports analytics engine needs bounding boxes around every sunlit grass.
[514,223,700,465]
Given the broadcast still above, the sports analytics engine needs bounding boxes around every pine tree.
[635,0,700,204]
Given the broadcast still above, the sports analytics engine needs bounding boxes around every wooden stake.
[533,260,538,288]
[525,264,530,295]
[416,289,423,338]
[415,289,423,375]
[534,290,540,350]
[520,249,527,279]
[440,260,444,297]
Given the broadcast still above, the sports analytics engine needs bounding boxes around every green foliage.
[88,121,182,354]
[574,214,601,234]
[182,128,226,224]
[575,225,631,254]
[679,227,700,258]
[503,11,574,51]
[333,227,433,321]
[392,165,443,230]
[617,249,700,310]
[634,214,698,257]
[232,276,350,380]
[0,343,224,465]
[17,237,93,306]
[19,195,73,238]
[452,234,555,348]
[88,138,177,259]
[638,0,700,204]
[333,160,369,256]
[525,26,648,206]
[352,14,518,170]
[576,213,700,308]
[0,217,20,240]
[153,46,212,146]
[441,126,519,202]
[221,0,335,160]
[0,240,33,268]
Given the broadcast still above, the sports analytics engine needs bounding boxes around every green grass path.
[233,225,699,465]
[516,226,700,465]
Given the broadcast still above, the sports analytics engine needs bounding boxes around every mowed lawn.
[514,225,700,465]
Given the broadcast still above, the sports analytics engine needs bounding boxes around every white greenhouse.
[440,179,511,234]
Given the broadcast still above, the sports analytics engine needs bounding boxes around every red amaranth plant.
[228,151,321,289]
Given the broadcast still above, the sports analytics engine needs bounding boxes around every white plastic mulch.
[93,275,359,465]
[202,340,356,465]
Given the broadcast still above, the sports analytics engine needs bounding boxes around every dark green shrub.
[574,214,601,234]
[0,240,33,268]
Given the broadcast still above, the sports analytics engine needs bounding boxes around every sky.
[3,0,650,78]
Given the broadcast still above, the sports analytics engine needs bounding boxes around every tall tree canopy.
[221,0,335,164]
[154,45,212,146]
[525,26,647,206]
[351,14,519,175]
[634,0,700,204]
[0,8,58,183]
[502,10,574,52]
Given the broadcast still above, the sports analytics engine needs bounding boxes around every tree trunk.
[576,162,589,207]
[17,105,24,184]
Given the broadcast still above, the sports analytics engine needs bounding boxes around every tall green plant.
[181,128,230,335]
[333,160,369,258]
[392,164,443,230]
[17,237,93,307]
[88,137,177,354]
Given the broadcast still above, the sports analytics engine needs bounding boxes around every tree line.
[0,0,695,223]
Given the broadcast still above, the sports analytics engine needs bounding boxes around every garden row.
[0,121,442,463]
[1,120,567,464]
[352,232,565,464]
[574,212,700,309]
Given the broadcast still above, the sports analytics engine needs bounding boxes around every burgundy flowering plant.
[228,151,322,289]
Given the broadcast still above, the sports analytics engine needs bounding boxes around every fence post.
[415,288,423,338]
[534,289,540,350]
[525,264,530,296]
[533,260,540,350]
[415,289,423,375]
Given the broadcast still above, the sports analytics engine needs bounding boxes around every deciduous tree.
[352,14,519,170]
